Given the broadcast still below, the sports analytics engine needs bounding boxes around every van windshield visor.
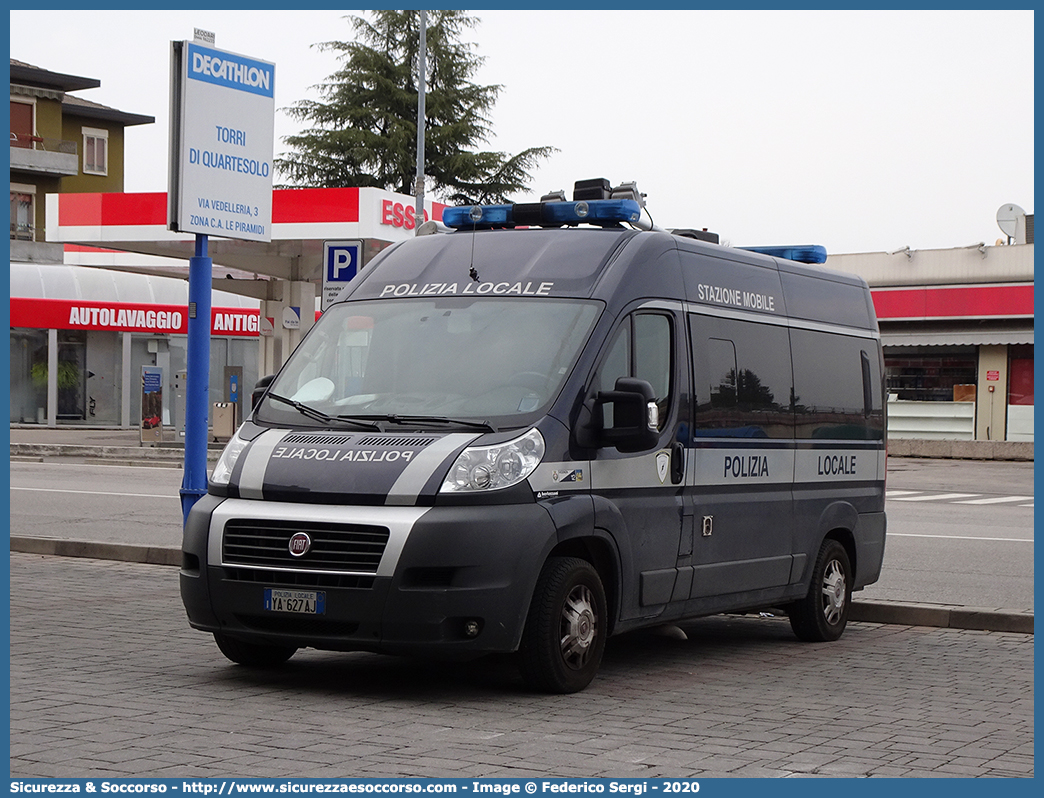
[259,297,601,428]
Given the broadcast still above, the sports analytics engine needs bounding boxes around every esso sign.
[381,200,429,231]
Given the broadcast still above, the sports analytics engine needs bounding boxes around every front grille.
[356,435,436,447]
[281,432,354,446]
[223,567,375,590]
[235,614,360,637]
[222,519,389,573]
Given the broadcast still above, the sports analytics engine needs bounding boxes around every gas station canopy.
[47,186,447,299]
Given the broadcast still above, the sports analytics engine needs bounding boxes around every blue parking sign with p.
[327,243,358,282]
[323,240,363,310]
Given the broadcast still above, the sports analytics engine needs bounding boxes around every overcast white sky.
[9,8,1035,254]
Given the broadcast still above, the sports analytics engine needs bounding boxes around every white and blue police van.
[181,179,887,693]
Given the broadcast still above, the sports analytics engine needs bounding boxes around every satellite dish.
[996,203,1025,238]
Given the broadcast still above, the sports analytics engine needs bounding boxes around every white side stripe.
[237,429,288,499]
[385,433,478,506]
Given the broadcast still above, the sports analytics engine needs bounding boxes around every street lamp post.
[415,10,427,222]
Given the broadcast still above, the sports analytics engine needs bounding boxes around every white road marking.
[954,496,1034,505]
[10,486,177,500]
[889,492,979,502]
[890,532,1033,543]
[10,461,179,470]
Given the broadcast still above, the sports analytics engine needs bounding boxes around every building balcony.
[10,134,78,176]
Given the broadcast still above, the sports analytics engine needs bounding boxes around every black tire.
[789,539,852,642]
[213,633,297,667]
[518,556,607,693]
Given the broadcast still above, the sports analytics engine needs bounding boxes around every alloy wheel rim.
[560,584,597,670]
[821,559,847,626]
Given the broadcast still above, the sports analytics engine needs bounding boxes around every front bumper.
[180,496,557,658]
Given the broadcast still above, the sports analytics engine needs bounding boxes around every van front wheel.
[789,539,852,642]
[214,633,297,667]
[519,557,607,693]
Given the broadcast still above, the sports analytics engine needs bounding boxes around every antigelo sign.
[168,41,275,242]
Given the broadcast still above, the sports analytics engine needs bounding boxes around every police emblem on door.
[656,451,670,484]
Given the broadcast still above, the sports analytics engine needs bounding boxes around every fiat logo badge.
[288,532,312,557]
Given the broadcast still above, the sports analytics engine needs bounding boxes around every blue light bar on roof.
[739,245,828,264]
[442,199,642,230]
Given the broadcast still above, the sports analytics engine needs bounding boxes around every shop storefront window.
[885,347,977,401]
[84,330,122,425]
[56,331,88,420]
[10,329,48,423]
[1008,346,1034,406]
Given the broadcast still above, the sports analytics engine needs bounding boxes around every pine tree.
[276,10,555,204]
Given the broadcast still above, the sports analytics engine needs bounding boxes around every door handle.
[671,441,685,484]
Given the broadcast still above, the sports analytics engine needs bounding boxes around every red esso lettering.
[381,200,430,229]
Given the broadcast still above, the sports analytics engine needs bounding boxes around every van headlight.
[210,427,249,486]
[440,428,545,493]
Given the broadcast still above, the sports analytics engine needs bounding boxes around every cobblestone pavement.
[9,553,1033,779]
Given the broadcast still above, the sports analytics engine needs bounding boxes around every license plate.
[264,588,326,615]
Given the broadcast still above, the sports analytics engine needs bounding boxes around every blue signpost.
[168,37,275,524]
[179,234,213,523]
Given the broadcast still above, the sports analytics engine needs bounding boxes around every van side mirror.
[577,377,660,452]
[251,374,275,411]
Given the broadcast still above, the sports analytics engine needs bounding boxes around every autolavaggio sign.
[10,298,261,336]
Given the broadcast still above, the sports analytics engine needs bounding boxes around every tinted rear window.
[780,271,873,330]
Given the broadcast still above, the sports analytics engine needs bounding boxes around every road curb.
[10,443,221,463]
[10,537,1034,635]
[11,536,181,567]
[849,600,1033,634]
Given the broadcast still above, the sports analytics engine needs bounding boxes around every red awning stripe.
[871,284,1033,320]
[10,297,260,336]
[57,188,364,227]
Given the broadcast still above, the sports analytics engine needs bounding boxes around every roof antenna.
[468,205,481,282]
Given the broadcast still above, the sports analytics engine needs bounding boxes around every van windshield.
[259,297,602,428]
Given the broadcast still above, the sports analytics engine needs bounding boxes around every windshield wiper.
[267,393,381,430]
[372,414,497,433]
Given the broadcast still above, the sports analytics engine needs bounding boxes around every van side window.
[690,314,793,439]
[790,329,884,440]
[707,338,738,408]
[596,312,673,431]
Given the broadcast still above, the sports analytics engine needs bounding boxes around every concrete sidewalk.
[8,425,1034,636]
[9,424,222,464]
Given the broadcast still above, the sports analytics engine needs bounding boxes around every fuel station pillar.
[259,279,316,381]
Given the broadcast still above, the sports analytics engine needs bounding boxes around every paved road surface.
[9,553,1033,779]
[10,456,1034,609]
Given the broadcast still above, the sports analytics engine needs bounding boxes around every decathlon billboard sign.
[168,40,275,242]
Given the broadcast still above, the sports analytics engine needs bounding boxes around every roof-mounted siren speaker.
[609,181,646,208]
[573,178,611,201]
[671,228,720,244]
[996,203,1026,245]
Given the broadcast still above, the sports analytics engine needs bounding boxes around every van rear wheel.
[519,557,607,693]
[214,633,297,667]
[789,539,852,642]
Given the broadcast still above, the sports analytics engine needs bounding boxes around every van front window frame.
[258,296,602,429]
